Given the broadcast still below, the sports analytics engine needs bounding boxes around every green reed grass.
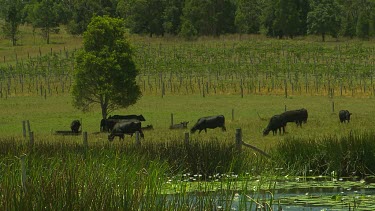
[0,136,273,210]
[272,131,375,177]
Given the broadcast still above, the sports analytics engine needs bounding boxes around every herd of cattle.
[67,109,352,141]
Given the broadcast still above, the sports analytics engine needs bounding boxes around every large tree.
[235,0,262,35]
[356,1,375,39]
[163,0,184,35]
[67,0,117,35]
[0,0,25,46]
[180,0,235,37]
[260,0,309,38]
[25,0,60,44]
[72,16,141,119]
[307,0,342,41]
[117,0,165,37]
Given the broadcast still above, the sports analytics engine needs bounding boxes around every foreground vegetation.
[2,128,375,209]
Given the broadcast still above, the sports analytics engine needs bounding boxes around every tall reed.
[272,131,375,177]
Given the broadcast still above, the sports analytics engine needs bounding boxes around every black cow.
[100,118,119,132]
[170,121,189,129]
[101,114,146,132]
[108,121,144,141]
[339,110,352,123]
[263,115,286,136]
[109,114,146,121]
[190,115,226,134]
[70,120,81,133]
[280,108,308,127]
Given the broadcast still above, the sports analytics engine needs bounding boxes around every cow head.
[190,127,197,134]
[263,128,270,136]
[346,113,352,122]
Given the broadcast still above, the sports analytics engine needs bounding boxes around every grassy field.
[1,92,374,151]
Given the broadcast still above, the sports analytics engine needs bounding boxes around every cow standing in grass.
[339,110,352,123]
[101,114,146,132]
[280,108,308,127]
[70,120,81,133]
[108,120,144,141]
[109,114,146,121]
[190,115,226,134]
[263,115,286,136]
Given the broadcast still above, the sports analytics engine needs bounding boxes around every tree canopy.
[0,0,25,46]
[307,0,342,41]
[72,16,141,119]
[1,0,375,41]
[24,0,60,44]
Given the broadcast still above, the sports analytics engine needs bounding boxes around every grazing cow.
[280,108,308,127]
[170,121,189,129]
[109,114,146,121]
[101,114,146,132]
[100,118,118,132]
[108,121,144,141]
[190,115,226,134]
[70,120,81,133]
[263,115,286,136]
[339,110,352,123]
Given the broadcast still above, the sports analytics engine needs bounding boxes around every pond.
[162,175,375,210]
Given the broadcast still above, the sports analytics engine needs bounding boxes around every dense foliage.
[72,16,141,119]
[0,0,374,42]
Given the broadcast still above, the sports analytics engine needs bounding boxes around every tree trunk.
[47,29,50,44]
[101,103,108,120]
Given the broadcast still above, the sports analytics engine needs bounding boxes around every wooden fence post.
[135,131,141,146]
[284,79,288,98]
[162,82,165,98]
[206,82,209,95]
[83,132,88,148]
[332,101,335,113]
[232,108,234,121]
[235,128,242,152]
[22,121,26,138]
[26,120,31,134]
[184,132,189,145]
[29,131,34,147]
[202,82,205,97]
[284,105,287,112]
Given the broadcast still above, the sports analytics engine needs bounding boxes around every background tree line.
[1,0,374,45]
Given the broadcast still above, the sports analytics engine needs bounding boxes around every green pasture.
[1,92,374,150]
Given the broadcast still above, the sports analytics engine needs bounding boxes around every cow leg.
[119,134,124,141]
[140,130,145,139]
[222,126,227,132]
[204,128,207,133]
